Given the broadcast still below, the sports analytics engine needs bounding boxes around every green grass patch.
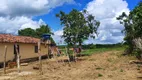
[59,45,126,57]
[98,73,103,77]
[120,69,124,72]
[96,67,103,70]
[81,46,125,56]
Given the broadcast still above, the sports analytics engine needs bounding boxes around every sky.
[0,0,140,44]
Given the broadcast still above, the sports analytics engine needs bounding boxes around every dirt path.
[0,51,142,80]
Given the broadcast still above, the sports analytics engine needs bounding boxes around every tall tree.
[56,9,100,48]
[117,2,142,55]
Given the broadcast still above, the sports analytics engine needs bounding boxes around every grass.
[98,73,103,77]
[81,46,125,56]
[137,64,141,70]
[120,69,124,72]
[107,58,113,62]
[59,45,126,57]
[88,58,96,61]
[96,67,103,70]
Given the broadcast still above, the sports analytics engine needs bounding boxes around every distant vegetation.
[58,43,125,56]
[82,43,124,49]
[81,44,125,56]
[18,25,55,44]
[58,43,124,49]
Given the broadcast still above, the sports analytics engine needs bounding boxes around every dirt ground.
[0,50,142,80]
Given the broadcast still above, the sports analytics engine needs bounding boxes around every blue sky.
[33,0,140,31]
[0,0,140,44]
[33,0,92,31]
[126,0,140,10]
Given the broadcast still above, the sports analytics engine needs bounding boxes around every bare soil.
[0,51,142,80]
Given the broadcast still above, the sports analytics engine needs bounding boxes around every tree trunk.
[132,37,142,59]
[133,37,142,51]
[79,42,82,52]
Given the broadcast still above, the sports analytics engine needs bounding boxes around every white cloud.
[0,16,42,34]
[0,0,74,34]
[0,0,75,17]
[84,0,130,44]
[52,30,65,45]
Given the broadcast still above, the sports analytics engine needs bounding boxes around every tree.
[18,28,37,38]
[36,25,54,38]
[117,2,142,55]
[18,25,55,44]
[56,9,100,48]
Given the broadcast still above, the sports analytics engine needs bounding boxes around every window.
[35,46,38,53]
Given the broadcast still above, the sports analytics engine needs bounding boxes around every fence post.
[3,45,7,74]
[15,44,20,73]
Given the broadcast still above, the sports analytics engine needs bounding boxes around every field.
[0,46,142,80]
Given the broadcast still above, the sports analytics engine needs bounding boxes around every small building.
[0,34,50,65]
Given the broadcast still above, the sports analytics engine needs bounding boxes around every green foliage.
[56,9,100,47]
[36,25,54,38]
[18,28,37,38]
[18,25,55,44]
[132,48,141,58]
[117,2,142,54]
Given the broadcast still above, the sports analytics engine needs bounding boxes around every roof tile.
[0,34,40,44]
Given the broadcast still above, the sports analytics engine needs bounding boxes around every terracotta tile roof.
[0,34,40,44]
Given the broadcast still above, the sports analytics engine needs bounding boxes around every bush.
[133,48,142,59]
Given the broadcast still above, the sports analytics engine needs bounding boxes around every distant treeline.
[58,43,125,49]
[82,43,124,49]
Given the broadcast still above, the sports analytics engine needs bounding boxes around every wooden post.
[15,44,20,73]
[38,42,43,75]
[46,41,49,64]
[3,45,7,74]
[47,40,50,59]
[66,47,70,62]
[74,51,77,62]
[65,47,68,56]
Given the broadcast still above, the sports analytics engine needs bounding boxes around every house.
[0,34,50,65]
